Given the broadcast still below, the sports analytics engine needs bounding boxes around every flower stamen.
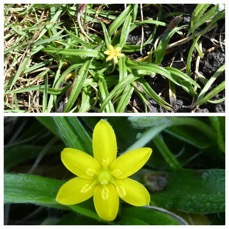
[101,187,109,200]
[81,184,92,193]
[86,168,96,177]
[97,169,112,185]
[102,159,109,167]
[116,185,126,198]
[112,169,122,177]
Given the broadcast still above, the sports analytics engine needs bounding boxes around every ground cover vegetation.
[4,4,225,112]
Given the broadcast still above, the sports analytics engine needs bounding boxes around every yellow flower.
[104,45,124,64]
[56,119,152,221]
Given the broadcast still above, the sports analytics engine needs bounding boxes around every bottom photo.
[4,116,225,225]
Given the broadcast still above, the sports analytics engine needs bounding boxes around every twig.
[140,4,144,55]
[77,4,93,42]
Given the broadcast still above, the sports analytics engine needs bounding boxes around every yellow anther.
[112,169,122,177]
[86,168,96,177]
[81,184,92,193]
[102,187,109,200]
[102,159,109,167]
[116,186,126,198]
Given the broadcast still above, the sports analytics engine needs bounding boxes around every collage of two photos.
[4,3,225,226]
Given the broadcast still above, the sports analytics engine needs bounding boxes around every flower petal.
[61,148,100,179]
[106,55,113,62]
[113,56,118,64]
[93,120,117,167]
[104,50,110,55]
[94,184,119,221]
[115,178,150,206]
[56,177,94,205]
[108,45,115,51]
[118,53,125,57]
[110,148,152,179]
[115,47,122,52]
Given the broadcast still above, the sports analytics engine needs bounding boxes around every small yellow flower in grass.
[104,45,124,64]
[56,119,152,221]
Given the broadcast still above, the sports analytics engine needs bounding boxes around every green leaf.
[153,135,182,169]
[4,173,102,222]
[196,64,225,106]
[98,78,115,112]
[146,169,225,214]
[4,173,63,206]
[36,117,92,155]
[4,144,62,171]
[127,117,216,152]
[108,5,133,36]
[137,80,172,111]
[118,206,187,225]
[100,74,139,111]
[119,14,132,48]
[64,60,91,112]
[209,117,225,153]
[42,48,99,58]
[165,126,213,149]
[154,25,186,64]
[101,22,111,48]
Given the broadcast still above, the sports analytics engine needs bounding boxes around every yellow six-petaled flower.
[104,45,124,64]
[56,119,152,221]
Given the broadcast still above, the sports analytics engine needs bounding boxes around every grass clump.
[4,4,225,112]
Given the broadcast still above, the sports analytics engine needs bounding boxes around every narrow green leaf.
[42,74,48,112]
[209,117,225,153]
[4,173,101,222]
[118,206,187,225]
[119,14,132,48]
[116,84,134,112]
[98,78,115,112]
[64,60,91,112]
[101,22,111,48]
[153,135,182,169]
[7,56,30,90]
[165,126,213,149]
[127,117,216,151]
[154,25,186,64]
[4,173,63,206]
[42,48,99,58]
[36,117,92,154]
[138,80,172,111]
[100,74,139,111]
[108,5,133,36]
[196,64,225,106]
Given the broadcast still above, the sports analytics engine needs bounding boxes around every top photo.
[4,4,225,113]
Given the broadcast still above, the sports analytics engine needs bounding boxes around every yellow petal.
[118,53,124,57]
[110,148,152,179]
[56,177,94,205]
[61,148,100,179]
[115,178,150,206]
[113,56,118,64]
[115,47,122,52]
[94,184,119,221]
[106,55,113,62]
[93,120,117,167]
[108,45,115,51]
[104,50,110,55]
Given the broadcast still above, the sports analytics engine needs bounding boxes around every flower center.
[97,169,112,185]
[114,50,119,56]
